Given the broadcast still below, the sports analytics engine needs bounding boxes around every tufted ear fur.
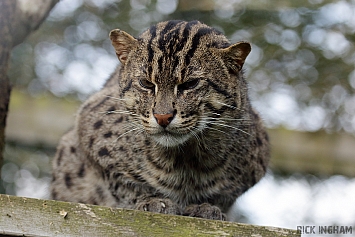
[109,29,138,64]
[220,41,251,73]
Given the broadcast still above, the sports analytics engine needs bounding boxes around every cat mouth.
[151,131,191,147]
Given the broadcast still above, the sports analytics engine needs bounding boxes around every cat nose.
[153,112,175,127]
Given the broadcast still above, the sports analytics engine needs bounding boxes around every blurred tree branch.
[0,0,59,178]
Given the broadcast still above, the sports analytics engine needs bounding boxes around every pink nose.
[153,113,174,127]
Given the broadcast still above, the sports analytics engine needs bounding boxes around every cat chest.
[144,167,225,202]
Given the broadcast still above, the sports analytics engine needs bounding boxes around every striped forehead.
[139,21,225,84]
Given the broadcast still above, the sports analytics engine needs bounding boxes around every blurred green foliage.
[0,143,53,196]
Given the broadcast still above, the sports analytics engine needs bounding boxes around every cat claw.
[183,203,226,221]
[136,198,182,215]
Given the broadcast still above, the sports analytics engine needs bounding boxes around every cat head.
[110,20,251,147]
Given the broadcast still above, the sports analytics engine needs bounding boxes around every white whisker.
[206,121,251,136]
[112,127,143,144]
[204,126,229,135]
[106,95,126,101]
[188,127,201,147]
[204,112,249,120]
[202,116,250,122]
[99,110,139,117]
[216,101,237,110]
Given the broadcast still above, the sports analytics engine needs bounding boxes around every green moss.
[0,194,299,237]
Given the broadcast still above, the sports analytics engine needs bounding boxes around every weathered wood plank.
[0,194,299,236]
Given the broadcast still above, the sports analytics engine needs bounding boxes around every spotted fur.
[51,20,270,221]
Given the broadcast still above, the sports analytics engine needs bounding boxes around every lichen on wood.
[0,194,300,237]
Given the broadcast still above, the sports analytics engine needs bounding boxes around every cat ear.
[220,41,251,72]
[109,29,138,64]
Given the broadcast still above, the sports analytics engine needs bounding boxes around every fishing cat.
[51,20,270,221]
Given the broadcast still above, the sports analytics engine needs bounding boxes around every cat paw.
[183,203,226,221]
[136,198,182,215]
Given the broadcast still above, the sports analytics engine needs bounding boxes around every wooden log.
[0,194,299,237]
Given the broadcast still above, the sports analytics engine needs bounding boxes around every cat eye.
[178,78,200,91]
[139,78,155,90]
